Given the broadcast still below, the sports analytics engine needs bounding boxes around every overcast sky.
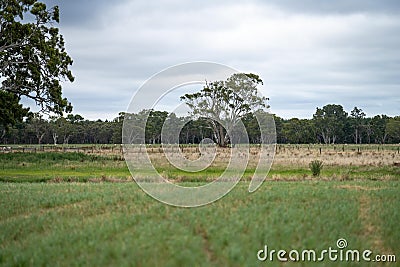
[38,0,400,120]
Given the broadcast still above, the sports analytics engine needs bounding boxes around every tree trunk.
[63,135,70,144]
[321,131,329,144]
[52,132,58,145]
[0,129,5,144]
[382,133,387,144]
[354,128,358,144]
[37,133,45,145]
[365,126,372,144]
[218,124,227,147]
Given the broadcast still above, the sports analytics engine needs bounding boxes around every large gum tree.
[181,73,268,147]
[0,0,74,129]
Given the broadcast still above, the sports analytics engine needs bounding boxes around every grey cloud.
[262,0,400,15]
[43,0,129,26]
[36,0,400,120]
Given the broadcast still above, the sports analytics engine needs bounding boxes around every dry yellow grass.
[124,145,400,169]
[273,148,399,167]
[26,144,397,170]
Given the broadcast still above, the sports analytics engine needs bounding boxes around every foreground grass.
[0,151,399,266]
[0,181,398,266]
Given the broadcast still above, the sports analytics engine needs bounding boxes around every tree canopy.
[180,73,268,147]
[313,104,348,144]
[0,0,74,128]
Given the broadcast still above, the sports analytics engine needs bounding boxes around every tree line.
[1,104,399,145]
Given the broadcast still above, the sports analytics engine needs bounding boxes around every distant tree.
[161,113,183,144]
[66,114,84,124]
[302,119,317,143]
[111,112,125,144]
[122,111,147,144]
[65,114,86,143]
[242,112,261,144]
[49,117,58,145]
[58,117,72,144]
[99,121,111,144]
[370,115,389,144]
[282,118,317,144]
[26,112,47,144]
[0,0,74,126]
[180,119,208,144]
[273,115,285,144]
[350,107,366,144]
[181,73,268,147]
[386,117,400,143]
[313,104,348,144]
[145,110,168,144]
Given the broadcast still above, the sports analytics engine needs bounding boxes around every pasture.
[0,145,399,266]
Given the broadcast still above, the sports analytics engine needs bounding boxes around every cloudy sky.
[38,0,400,120]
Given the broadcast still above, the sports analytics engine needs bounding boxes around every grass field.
[0,145,399,266]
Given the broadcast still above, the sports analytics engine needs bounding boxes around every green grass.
[0,151,399,266]
[1,152,399,183]
[0,152,129,183]
[0,181,398,266]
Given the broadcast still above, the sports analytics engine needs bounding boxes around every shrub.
[309,160,323,177]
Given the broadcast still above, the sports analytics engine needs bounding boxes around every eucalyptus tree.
[181,73,268,147]
[313,104,348,144]
[0,0,74,127]
[350,107,366,144]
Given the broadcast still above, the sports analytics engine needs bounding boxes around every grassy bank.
[0,147,399,183]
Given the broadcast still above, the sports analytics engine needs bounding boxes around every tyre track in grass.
[195,225,216,264]
[336,184,394,257]
[358,191,393,256]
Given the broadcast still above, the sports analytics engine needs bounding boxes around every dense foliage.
[1,105,399,145]
[0,0,74,129]
[181,73,267,147]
